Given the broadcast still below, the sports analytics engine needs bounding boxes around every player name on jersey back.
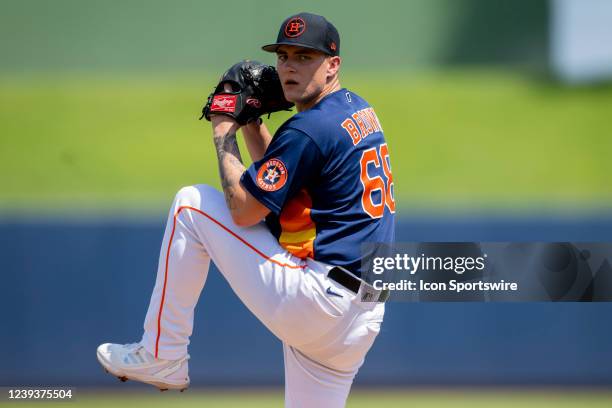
[340,106,384,146]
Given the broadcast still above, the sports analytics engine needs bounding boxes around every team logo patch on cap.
[256,158,288,192]
[284,17,306,38]
[211,94,237,113]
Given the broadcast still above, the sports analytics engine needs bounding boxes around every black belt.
[328,266,389,302]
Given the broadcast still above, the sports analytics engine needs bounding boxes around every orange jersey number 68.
[359,143,395,218]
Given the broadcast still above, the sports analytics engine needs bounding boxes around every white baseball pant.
[140,184,385,408]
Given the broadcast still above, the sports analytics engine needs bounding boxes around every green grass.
[3,389,612,408]
[1,70,611,214]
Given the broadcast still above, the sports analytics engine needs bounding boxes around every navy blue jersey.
[240,88,395,277]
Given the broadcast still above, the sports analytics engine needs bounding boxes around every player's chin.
[281,82,302,99]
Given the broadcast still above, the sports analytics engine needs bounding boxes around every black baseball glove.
[200,60,293,125]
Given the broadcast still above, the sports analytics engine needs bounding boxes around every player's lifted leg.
[96,184,308,391]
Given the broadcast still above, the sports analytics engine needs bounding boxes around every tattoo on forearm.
[213,131,246,210]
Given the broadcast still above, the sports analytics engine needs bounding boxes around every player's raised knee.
[175,185,204,207]
[175,184,223,208]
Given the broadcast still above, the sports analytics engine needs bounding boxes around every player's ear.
[327,56,341,79]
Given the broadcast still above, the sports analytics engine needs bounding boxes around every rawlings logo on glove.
[200,60,293,125]
[210,95,238,112]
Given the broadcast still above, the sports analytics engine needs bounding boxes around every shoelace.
[122,343,151,365]
[125,342,142,351]
[125,343,148,360]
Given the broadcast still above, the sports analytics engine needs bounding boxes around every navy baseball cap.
[262,12,340,56]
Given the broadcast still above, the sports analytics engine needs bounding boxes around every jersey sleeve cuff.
[240,172,282,216]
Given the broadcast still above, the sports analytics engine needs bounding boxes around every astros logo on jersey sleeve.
[256,158,288,192]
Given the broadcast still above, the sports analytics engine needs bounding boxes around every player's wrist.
[244,117,263,131]
[211,115,241,135]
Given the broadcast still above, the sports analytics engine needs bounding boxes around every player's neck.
[296,78,341,112]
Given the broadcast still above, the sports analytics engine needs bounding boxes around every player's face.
[276,45,340,111]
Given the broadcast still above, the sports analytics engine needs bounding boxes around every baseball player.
[97,12,395,407]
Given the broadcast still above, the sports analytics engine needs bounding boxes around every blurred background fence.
[0,0,550,73]
[2,216,612,386]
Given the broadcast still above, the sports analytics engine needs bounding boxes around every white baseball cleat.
[96,342,190,391]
